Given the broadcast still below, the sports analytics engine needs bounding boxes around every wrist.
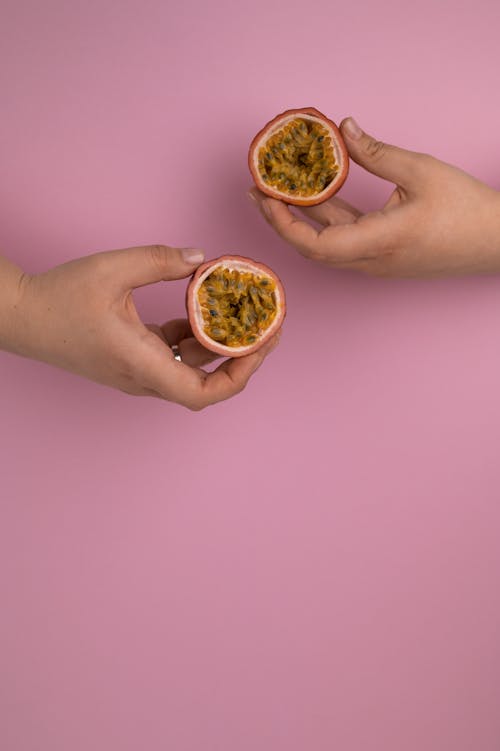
[488,190,500,269]
[0,256,33,357]
[495,190,500,245]
[475,188,500,273]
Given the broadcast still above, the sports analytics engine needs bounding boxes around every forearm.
[0,254,29,355]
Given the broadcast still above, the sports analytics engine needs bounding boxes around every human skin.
[249,117,500,277]
[0,245,279,410]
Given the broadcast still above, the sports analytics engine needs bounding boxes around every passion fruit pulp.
[248,107,349,206]
[186,256,286,358]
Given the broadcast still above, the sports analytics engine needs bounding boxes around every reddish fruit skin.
[248,107,349,206]
[186,255,286,358]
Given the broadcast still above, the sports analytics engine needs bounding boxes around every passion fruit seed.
[258,117,338,198]
[198,268,277,347]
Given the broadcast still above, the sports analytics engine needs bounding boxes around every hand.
[3,245,279,409]
[249,117,500,277]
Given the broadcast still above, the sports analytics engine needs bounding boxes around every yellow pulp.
[198,267,277,347]
[258,117,338,198]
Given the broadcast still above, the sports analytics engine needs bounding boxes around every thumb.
[340,117,422,188]
[102,245,205,290]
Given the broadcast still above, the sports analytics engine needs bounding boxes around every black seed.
[317,135,324,142]
[211,328,225,340]
[209,309,218,317]
[290,183,296,190]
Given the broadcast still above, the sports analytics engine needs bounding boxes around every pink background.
[1,1,500,749]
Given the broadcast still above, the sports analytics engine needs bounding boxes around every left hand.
[7,245,279,409]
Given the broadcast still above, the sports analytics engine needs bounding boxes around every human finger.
[95,245,205,291]
[298,195,362,226]
[340,117,426,191]
[252,192,391,263]
[149,332,280,410]
[177,337,221,368]
[187,333,280,409]
[147,319,219,368]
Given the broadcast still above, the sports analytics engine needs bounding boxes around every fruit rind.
[248,107,349,206]
[186,255,286,358]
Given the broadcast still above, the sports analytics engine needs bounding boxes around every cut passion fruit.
[186,256,286,358]
[248,107,349,206]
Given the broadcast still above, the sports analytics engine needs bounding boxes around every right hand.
[249,117,500,278]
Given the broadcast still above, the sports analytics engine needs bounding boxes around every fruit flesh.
[258,117,338,198]
[198,267,278,347]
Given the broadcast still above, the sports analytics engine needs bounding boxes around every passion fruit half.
[248,107,349,206]
[186,256,286,358]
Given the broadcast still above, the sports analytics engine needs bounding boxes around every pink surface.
[1,1,500,749]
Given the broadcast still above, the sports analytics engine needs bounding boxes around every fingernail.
[342,117,363,141]
[267,331,282,352]
[261,201,272,219]
[247,191,257,203]
[182,248,205,264]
